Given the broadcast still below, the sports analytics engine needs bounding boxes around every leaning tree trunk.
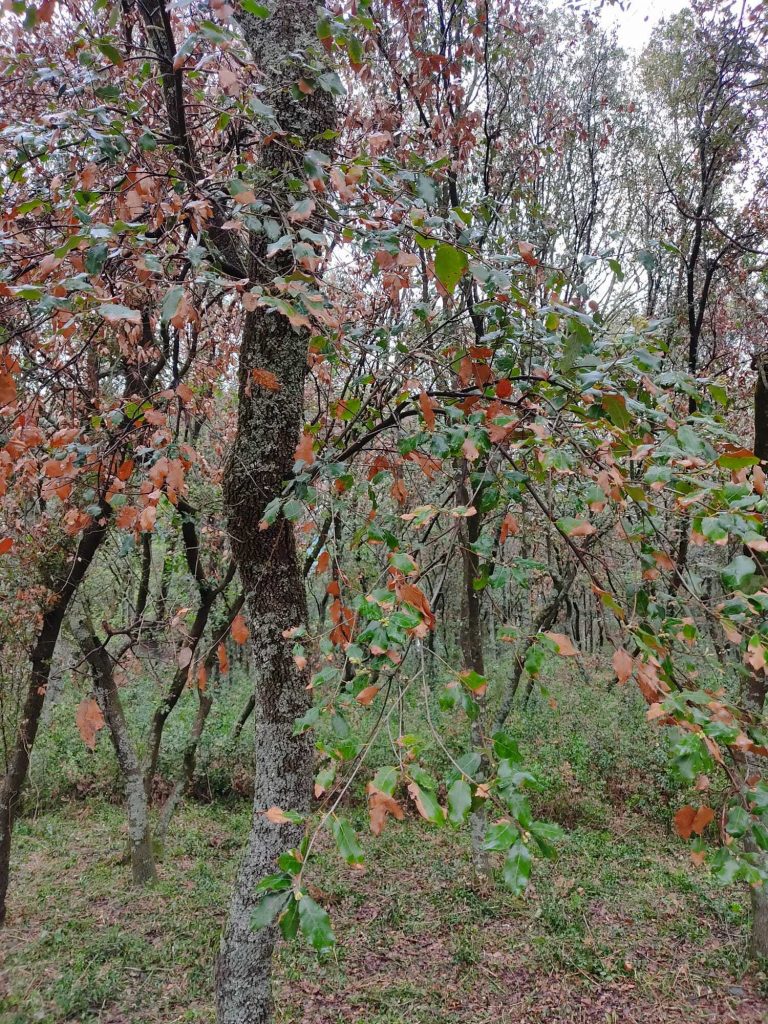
[0,512,109,923]
[215,4,336,1022]
[71,615,157,885]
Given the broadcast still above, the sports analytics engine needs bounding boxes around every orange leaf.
[518,240,538,267]
[294,432,315,467]
[500,512,520,544]
[252,368,281,391]
[231,614,249,645]
[0,372,17,406]
[543,632,578,657]
[0,537,12,555]
[116,459,134,482]
[462,436,480,462]
[76,698,105,750]
[264,806,291,824]
[139,506,157,533]
[691,805,714,835]
[496,378,513,399]
[418,391,436,431]
[612,648,633,684]
[217,643,229,674]
[356,685,380,706]
[673,805,697,840]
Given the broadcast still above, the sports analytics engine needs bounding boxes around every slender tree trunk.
[745,352,768,954]
[0,513,109,923]
[457,465,490,879]
[215,5,336,1021]
[72,616,157,884]
[156,685,213,852]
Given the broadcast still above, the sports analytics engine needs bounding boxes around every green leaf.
[347,34,364,66]
[241,0,270,14]
[317,71,346,96]
[601,393,632,431]
[502,841,532,895]
[330,816,364,865]
[254,872,292,894]
[85,243,109,276]
[493,731,521,762]
[434,244,468,295]
[279,895,299,939]
[529,820,563,859]
[409,782,445,825]
[718,450,759,471]
[371,766,398,796]
[251,891,289,930]
[96,40,123,65]
[298,894,336,955]
[721,555,757,592]
[161,285,183,325]
[482,820,518,852]
[447,779,472,825]
[725,805,751,839]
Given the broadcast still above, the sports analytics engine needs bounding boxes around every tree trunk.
[72,616,157,885]
[751,876,768,958]
[215,4,336,1021]
[457,465,490,880]
[0,512,109,923]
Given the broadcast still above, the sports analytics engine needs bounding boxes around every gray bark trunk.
[215,3,336,1021]
[71,615,156,885]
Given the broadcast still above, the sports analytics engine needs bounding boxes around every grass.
[1,797,766,1023]
[2,660,767,1022]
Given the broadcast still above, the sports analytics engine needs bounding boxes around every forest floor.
[2,795,767,1024]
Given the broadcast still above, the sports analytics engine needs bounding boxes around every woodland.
[1,0,768,1022]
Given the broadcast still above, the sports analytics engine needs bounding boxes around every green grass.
[2,660,767,1022]
[2,797,766,1024]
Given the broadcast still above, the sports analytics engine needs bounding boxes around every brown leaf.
[367,785,404,835]
[76,698,105,750]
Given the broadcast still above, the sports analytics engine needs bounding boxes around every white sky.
[601,0,689,51]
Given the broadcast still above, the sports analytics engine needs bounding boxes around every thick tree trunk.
[0,513,109,923]
[215,4,336,1021]
[72,616,157,885]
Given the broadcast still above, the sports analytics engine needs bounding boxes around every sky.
[601,0,689,52]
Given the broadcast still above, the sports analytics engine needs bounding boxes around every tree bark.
[215,4,336,1022]
[0,511,110,922]
[455,463,490,879]
[71,615,157,885]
